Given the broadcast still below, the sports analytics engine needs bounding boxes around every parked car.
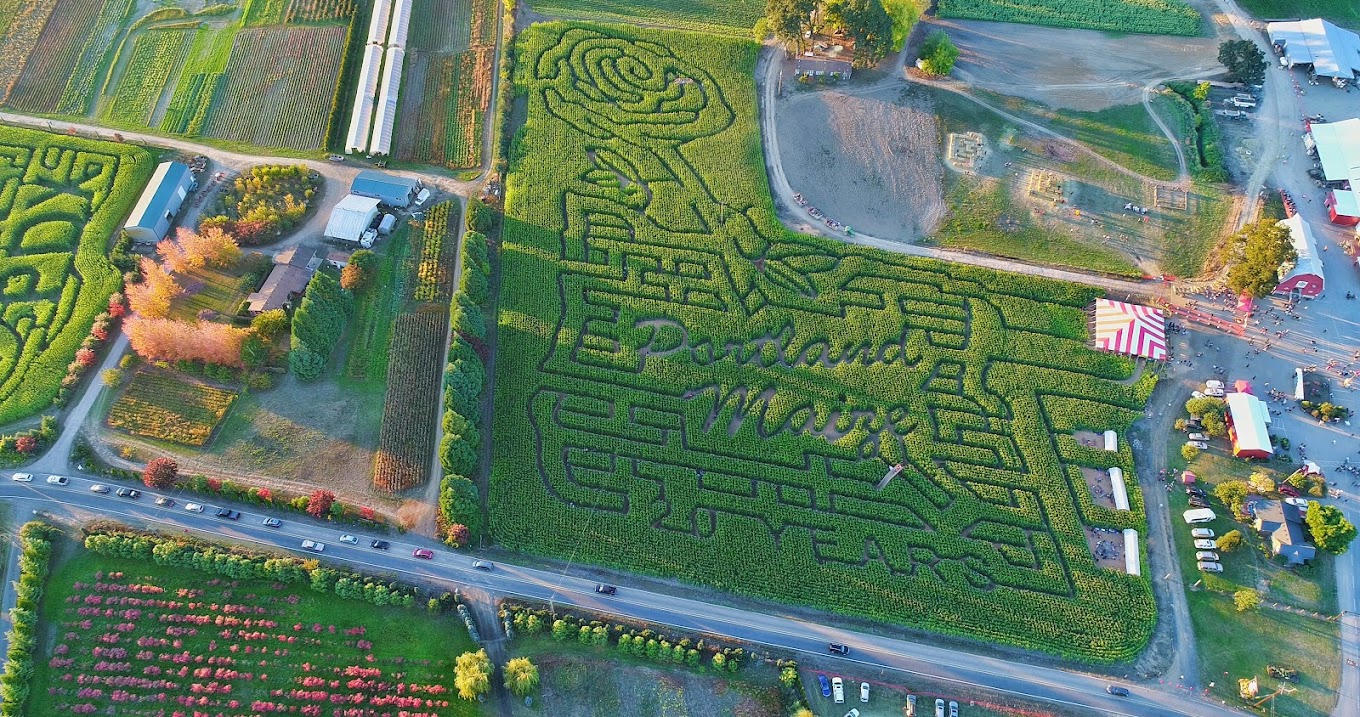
[949,701,958,717]
[1191,390,1206,399]
[596,584,617,595]
[412,548,434,560]
[11,472,31,482]
[45,475,68,485]
[828,643,850,655]
[1187,440,1209,450]
[1107,685,1130,696]
[905,695,916,716]
[262,517,281,528]
[1189,496,1209,508]
[1205,388,1225,397]
[1186,486,1207,497]
[473,560,493,571]
[1206,380,1224,390]
[860,681,870,702]
[1187,432,1207,441]
[90,484,110,494]
[216,508,241,520]
[301,540,324,553]
[1194,539,1217,549]
[1196,551,1220,562]
[155,496,174,507]
[842,711,861,717]
[115,488,141,499]
[1198,561,1224,573]
[369,540,389,550]
[935,699,946,717]
[818,674,831,698]
[1191,528,1215,538]
[832,677,844,704]
[339,534,358,545]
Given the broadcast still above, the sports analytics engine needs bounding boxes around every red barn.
[1273,215,1325,298]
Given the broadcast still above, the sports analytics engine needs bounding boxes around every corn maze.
[937,0,1201,36]
[493,24,1158,661]
[0,126,152,424]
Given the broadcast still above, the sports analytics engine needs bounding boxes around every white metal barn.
[324,195,381,242]
[369,45,405,156]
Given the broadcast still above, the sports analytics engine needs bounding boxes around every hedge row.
[0,522,58,716]
[289,271,354,380]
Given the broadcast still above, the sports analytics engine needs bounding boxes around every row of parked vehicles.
[1183,487,1225,574]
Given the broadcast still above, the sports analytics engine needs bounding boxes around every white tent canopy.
[1108,468,1130,511]
[345,44,385,153]
[324,194,381,241]
[367,0,393,46]
[369,46,405,156]
[388,0,412,48]
[1225,392,1273,456]
[1123,529,1141,576]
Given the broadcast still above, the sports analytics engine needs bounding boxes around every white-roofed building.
[388,0,412,48]
[367,0,393,46]
[369,45,405,156]
[1225,392,1272,459]
[324,194,381,242]
[1273,214,1324,298]
[1306,119,1360,225]
[1268,19,1360,81]
[345,44,385,154]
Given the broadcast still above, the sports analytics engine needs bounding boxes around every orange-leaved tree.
[126,317,251,367]
[126,258,182,318]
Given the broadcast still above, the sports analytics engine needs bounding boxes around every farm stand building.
[125,161,194,243]
[1273,214,1324,299]
[1305,119,1360,225]
[351,170,420,208]
[1225,391,1273,459]
[325,194,382,243]
[1268,19,1360,86]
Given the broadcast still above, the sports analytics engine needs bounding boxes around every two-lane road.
[1,472,1247,717]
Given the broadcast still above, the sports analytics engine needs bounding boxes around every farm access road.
[0,476,1254,717]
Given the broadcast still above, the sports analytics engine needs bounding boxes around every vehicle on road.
[828,642,849,655]
[1196,550,1220,561]
[302,540,324,553]
[11,472,32,482]
[906,695,916,716]
[46,475,67,485]
[473,560,493,571]
[262,518,281,528]
[1198,561,1224,573]
[949,700,958,717]
[1194,539,1217,549]
[832,677,844,704]
[155,496,174,507]
[339,534,358,545]
[935,699,945,717]
[216,508,241,520]
[596,584,617,595]
[818,674,831,697]
[1107,685,1130,696]
[1187,440,1209,450]
[413,548,434,560]
[90,484,110,494]
[185,503,204,513]
[115,487,141,499]
[370,540,389,550]
[1191,528,1215,538]
[860,681,869,702]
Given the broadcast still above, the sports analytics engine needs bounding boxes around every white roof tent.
[324,194,381,242]
[1308,119,1360,220]
[388,0,412,48]
[1276,214,1324,289]
[367,0,393,46]
[345,44,385,154]
[1123,529,1140,576]
[1226,392,1273,457]
[369,45,405,156]
[1268,19,1360,79]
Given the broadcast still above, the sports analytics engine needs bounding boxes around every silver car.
[1198,561,1223,573]
[1196,551,1220,562]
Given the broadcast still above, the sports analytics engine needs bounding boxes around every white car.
[339,534,358,545]
[46,475,67,485]
[833,677,844,704]
[1191,390,1206,399]
[1198,561,1224,573]
[1196,551,1220,562]
[949,701,959,717]
[1206,380,1224,390]
[1205,388,1226,397]
[935,699,946,717]
[1194,539,1217,549]
[302,540,325,553]
[11,472,31,482]
[90,484,110,494]
[1187,432,1207,441]
[860,681,870,702]
[1187,440,1209,450]
[184,502,205,513]
[842,710,861,717]
[1191,528,1215,539]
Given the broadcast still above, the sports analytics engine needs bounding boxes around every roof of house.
[352,170,419,198]
[326,249,354,265]
[128,161,193,230]
[1268,19,1360,79]
[324,194,381,241]
[1309,119,1360,183]
[274,246,317,269]
[1277,214,1324,284]
[794,57,853,74]
[246,264,313,314]
[1226,391,1273,455]
[1255,500,1316,564]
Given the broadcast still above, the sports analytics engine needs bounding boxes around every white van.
[832,677,844,704]
[1183,508,1217,524]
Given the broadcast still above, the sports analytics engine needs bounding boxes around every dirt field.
[926,16,1226,110]
[775,85,946,242]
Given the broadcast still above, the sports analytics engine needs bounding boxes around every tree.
[177,226,241,268]
[1192,80,1211,103]
[306,490,336,519]
[240,334,269,369]
[143,457,179,489]
[14,435,36,454]
[1248,471,1276,494]
[824,0,893,67]
[753,17,770,43]
[454,649,492,701]
[766,0,817,53]
[883,0,920,51]
[445,523,469,548]
[918,29,959,76]
[1219,39,1267,86]
[1174,418,1187,431]
[1200,412,1227,438]
[339,250,377,292]
[1233,589,1261,612]
[1306,501,1358,554]
[1216,529,1244,552]
[101,368,123,386]
[1214,480,1250,513]
[503,657,539,697]
[1226,218,1296,299]
[126,317,251,367]
[126,258,183,318]
[1185,396,1226,419]
[1181,444,1201,462]
[251,309,288,341]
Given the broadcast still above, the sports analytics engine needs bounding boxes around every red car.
[412,548,434,560]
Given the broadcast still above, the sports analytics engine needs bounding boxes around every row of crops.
[491,23,1158,662]
[0,126,152,424]
[936,0,1202,36]
[106,369,238,446]
[527,0,764,35]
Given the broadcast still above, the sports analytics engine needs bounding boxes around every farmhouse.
[1305,119,1360,225]
[245,247,318,314]
[324,194,381,243]
[351,169,419,207]
[1274,214,1324,299]
[1268,19,1360,85]
[1253,499,1316,565]
[1225,391,1273,459]
[125,161,195,244]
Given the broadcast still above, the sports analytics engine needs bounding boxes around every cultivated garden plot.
[494,23,1158,662]
[0,126,151,425]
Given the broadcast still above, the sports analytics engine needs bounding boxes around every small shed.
[351,169,419,207]
[125,161,195,243]
[326,249,354,269]
[1103,430,1118,452]
[1108,467,1130,511]
[325,194,381,242]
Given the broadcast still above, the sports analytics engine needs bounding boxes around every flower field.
[493,23,1158,662]
[936,0,1201,35]
[0,126,152,425]
[106,28,194,127]
[106,369,238,446]
[30,549,484,717]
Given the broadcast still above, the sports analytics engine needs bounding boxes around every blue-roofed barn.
[125,161,194,244]
[351,169,419,207]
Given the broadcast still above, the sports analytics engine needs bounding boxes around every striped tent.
[1093,299,1167,360]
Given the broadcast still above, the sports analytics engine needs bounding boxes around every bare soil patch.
[1082,467,1117,509]
[1074,430,1104,448]
[774,84,945,242]
[1085,526,1128,570]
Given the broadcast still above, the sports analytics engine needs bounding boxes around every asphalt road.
[0,472,1250,717]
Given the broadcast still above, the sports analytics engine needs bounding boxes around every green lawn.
[1236,0,1360,27]
[169,263,254,322]
[344,223,412,383]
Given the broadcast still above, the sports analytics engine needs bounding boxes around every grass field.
[106,369,238,446]
[345,224,412,383]
[30,543,487,717]
[528,0,764,34]
[495,22,1158,662]
[1236,0,1360,27]
[937,0,1202,36]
